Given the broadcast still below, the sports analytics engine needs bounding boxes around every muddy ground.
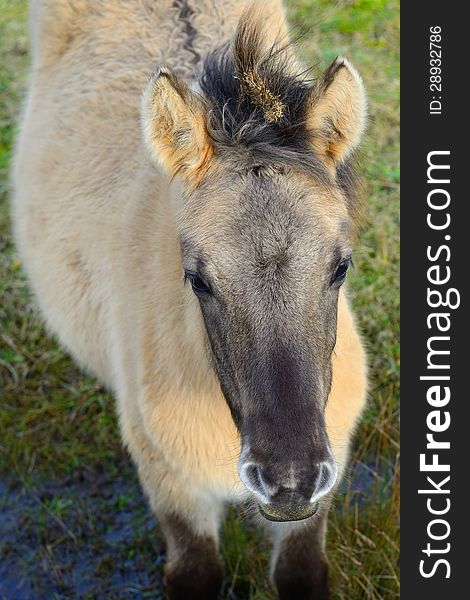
[1,463,165,599]
[0,460,385,600]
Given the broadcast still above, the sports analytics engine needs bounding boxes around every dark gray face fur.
[180,167,350,520]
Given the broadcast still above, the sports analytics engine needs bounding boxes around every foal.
[13,1,367,597]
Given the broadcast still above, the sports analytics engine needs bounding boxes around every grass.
[0,1,399,598]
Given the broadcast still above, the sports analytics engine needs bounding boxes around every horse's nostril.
[311,460,338,502]
[245,464,263,493]
[239,461,271,502]
[239,456,338,505]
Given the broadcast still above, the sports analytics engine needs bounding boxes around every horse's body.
[13,1,368,597]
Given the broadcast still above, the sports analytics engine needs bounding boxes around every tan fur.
[141,69,214,185]
[12,0,367,587]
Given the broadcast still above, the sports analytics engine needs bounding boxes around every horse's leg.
[269,509,330,600]
[158,507,224,600]
[131,433,224,600]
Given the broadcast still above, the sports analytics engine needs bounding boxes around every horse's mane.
[198,7,359,221]
[199,11,327,179]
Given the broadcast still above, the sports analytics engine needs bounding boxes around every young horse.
[13,1,368,597]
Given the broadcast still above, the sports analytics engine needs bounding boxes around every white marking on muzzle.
[310,459,339,504]
[237,446,271,504]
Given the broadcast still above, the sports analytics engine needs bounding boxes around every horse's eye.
[185,271,211,295]
[332,258,351,285]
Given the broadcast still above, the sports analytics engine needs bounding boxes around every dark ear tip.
[320,56,365,98]
[321,57,347,86]
[149,67,189,100]
[150,66,172,83]
[157,66,173,77]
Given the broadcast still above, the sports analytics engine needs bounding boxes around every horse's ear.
[141,68,213,185]
[307,57,367,166]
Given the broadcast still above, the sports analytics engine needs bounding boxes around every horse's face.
[141,11,366,520]
[179,168,350,520]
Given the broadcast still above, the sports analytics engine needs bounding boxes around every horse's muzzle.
[258,500,318,522]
